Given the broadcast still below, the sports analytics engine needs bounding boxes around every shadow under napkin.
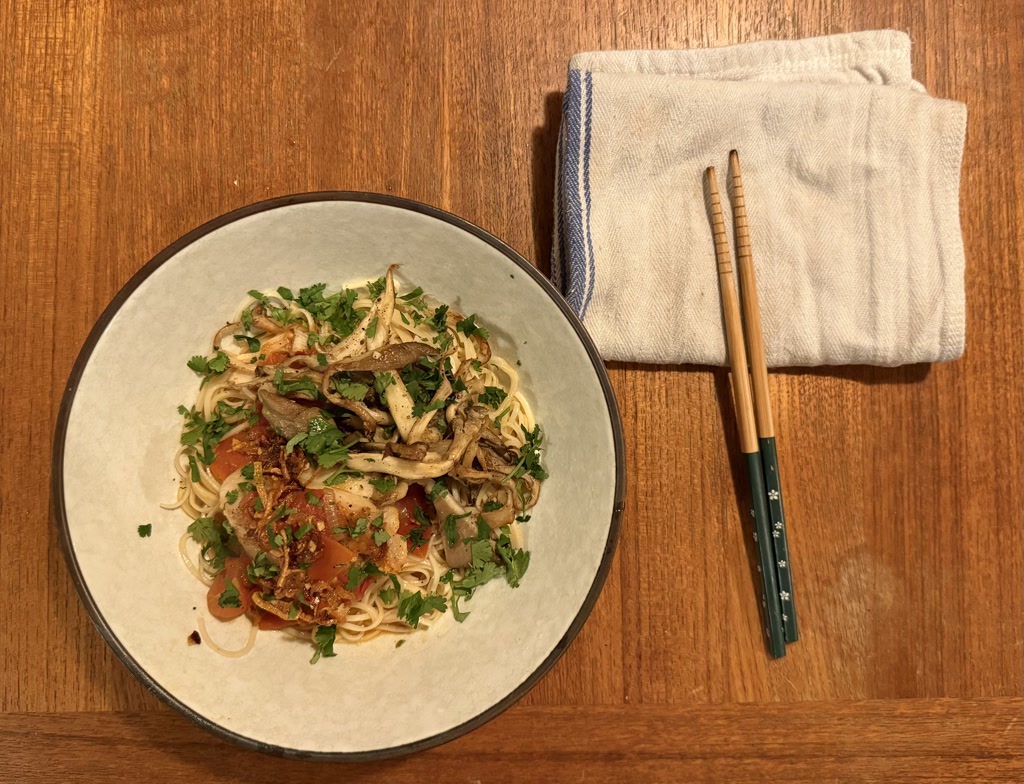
[531,92,562,279]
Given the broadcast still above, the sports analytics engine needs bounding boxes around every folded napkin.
[551,31,967,367]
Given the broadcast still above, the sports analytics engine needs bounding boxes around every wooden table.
[3,1,1021,781]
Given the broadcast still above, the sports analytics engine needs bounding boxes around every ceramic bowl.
[53,193,624,759]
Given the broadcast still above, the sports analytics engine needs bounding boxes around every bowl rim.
[51,191,626,761]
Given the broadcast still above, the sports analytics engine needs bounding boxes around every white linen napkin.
[551,31,967,367]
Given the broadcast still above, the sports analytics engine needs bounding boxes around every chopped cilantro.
[471,360,483,372]
[429,304,449,332]
[225,489,239,505]
[510,425,549,481]
[365,317,379,339]
[479,386,507,408]
[218,579,241,609]
[374,372,395,398]
[241,464,255,480]
[317,353,327,367]
[368,475,397,494]
[367,276,387,299]
[399,286,424,301]
[277,286,294,300]
[265,521,284,548]
[427,479,448,501]
[241,307,254,332]
[253,496,264,512]
[297,283,363,338]
[379,585,396,604]
[451,377,467,394]
[412,398,446,417]
[287,603,300,620]
[324,467,362,485]
[496,530,530,587]
[234,334,261,353]
[397,591,447,628]
[350,517,370,537]
[300,416,350,468]
[272,367,320,398]
[344,560,382,591]
[456,314,489,340]
[284,432,307,454]
[373,529,392,545]
[331,373,370,401]
[310,624,337,664]
[493,407,510,431]
[248,290,271,304]
[483,500,504,512]
[188,454,200,482]
[137,524,152,538]
[305,491,322,507]
[268,505,296,523]
[187,351,231,377]
[451,594,470,622]
[247,552,280,582]
[294,522,314,540]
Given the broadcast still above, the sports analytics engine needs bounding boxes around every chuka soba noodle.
[165,266,547,662]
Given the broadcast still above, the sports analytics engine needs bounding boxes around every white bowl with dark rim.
[52,193,625,760]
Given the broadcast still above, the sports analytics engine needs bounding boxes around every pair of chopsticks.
[706,151,798,659]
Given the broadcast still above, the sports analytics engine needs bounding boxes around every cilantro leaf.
[373,529,392,545]
[137,524,152,538]
[310,624,337,664]
[412,398,446,417]
[397,591,447,628]
[365,317,379,339]
[272,367,320,398]
[305,491,322,507]
[456,314,489,340]
[479,386,507,408]
[427,479,448,501]
[218,578,242,608]
[451,594,470,623]
[399,286,424,301]
[429,304,449,332]
[241,307,254,332]
[483,500,503,512]
[234,335,261,353]
[367,276,387,299]
[277,286,294,300]
[496,531,530,588]
[374,372,395,399]
[368,475,397,494]
[247,552,280,582]
[186,521,237,573]
[241,464,255,480]
[331,373,370,401]
[510,425,549,481]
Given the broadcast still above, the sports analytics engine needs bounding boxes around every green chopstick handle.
[761,436,798,643]
[747,451,786,658]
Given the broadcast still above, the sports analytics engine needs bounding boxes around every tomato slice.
[210,419,274,482]
[393,484,435,557]
[307,533,357,584]
[206,556,254,620]
[288,488,329,524]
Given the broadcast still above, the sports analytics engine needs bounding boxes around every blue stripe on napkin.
[554,70,597,320]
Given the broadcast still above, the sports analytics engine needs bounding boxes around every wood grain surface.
[2,0,1022,781]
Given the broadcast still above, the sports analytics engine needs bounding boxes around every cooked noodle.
[169,267,546,660]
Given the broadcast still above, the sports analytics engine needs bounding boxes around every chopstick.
[729,150,799,644]
[705,166,787,659]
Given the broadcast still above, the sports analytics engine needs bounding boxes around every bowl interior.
[57,195,622,758]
